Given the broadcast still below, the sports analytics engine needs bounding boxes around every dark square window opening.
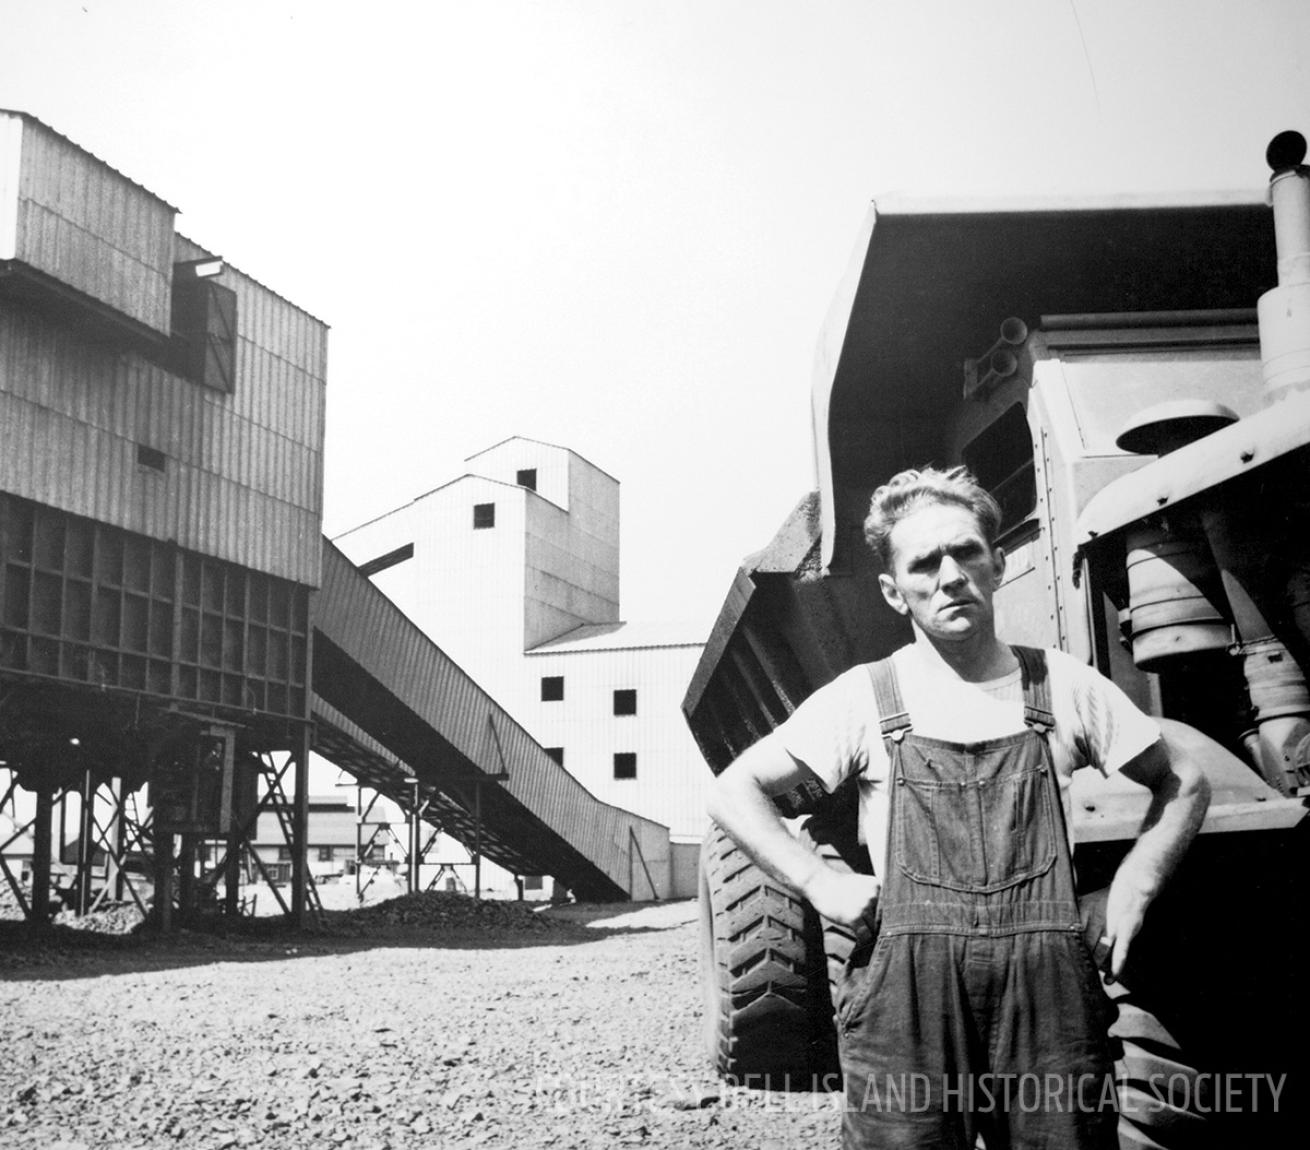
[473,503,496,529]
[613,752,637,780]
[541,675,564,702]
[137,444,167,472]
[516,468,537,491]
[544,746,565,765]
[613,688,637,716]
[170,266,237,393]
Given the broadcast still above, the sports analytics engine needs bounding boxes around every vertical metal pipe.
[1259,135,1310,403]
[1270,162,1310,285]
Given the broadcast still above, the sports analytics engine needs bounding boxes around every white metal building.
[525,621,707,844]
[334,437,707,896]
[248,794,398,884]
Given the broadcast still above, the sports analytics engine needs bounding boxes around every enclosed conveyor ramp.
[311,541,668,901]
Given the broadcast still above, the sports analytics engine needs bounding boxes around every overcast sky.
[2,0,1307,628]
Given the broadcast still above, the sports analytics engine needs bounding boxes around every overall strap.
[1013,645,1056,734]
[867,657,912,743]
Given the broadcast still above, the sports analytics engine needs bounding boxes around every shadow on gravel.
[0,896,698,982]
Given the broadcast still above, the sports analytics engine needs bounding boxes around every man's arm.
[707,732,881,927]
[1102,738,1211,980]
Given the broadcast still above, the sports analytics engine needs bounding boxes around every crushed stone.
[0,896,840,1148]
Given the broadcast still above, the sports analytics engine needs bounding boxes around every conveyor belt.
[311,540,669,900]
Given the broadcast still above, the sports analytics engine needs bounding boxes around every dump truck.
[685,133,1310,1147]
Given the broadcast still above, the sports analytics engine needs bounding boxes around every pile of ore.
[0,904,155,971]
[0,886,22,922]
[0,891,587,965]
[322,890,582,937]
[52,901,147,935]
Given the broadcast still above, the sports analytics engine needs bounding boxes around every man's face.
[877,501,1005,644]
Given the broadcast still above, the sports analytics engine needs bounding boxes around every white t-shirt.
[774,644,1161,872]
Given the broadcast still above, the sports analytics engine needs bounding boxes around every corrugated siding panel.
[315,541,669,895]
[12,118,174,333]
[0,115,21,258]
[1,254,326,586]
[0,399,323,588]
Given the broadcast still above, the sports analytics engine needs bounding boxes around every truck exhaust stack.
[1259,130,1310,404]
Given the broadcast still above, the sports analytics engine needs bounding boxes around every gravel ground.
[0,895,841,1150]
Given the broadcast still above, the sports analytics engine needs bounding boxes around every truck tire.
[1080,885,1210,1149]
[1107,979,1209,1150]
[699,822,837,1091]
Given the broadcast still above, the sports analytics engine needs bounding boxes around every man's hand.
[708,733,879,927]
[1100,732,1210,982]
[803,868,882,928]
[1100,873,1151,982]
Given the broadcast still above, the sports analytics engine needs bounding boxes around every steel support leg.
[224,808,241,916]
[291,730,310,929]
[408,794,420,894]
[108,777,126,903]
[177,834,196,915]
[473,780,482,900]
[32,783,52,922]
[77,768,94,915]
[156,829,174,933]
[355,784,363,901]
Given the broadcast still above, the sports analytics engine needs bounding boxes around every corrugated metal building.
[0,111,671,918]
[0,110,326,717]
[0,109,328,921]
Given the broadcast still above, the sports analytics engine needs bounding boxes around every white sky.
[2,0,1308,628]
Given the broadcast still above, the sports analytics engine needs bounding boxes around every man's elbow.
[1136,737,1210,805]
[706,771,735,828]
[1165,753,1211,842]
[707,737,784,827]
[1175,754,1211,807]
[706,754,755,829]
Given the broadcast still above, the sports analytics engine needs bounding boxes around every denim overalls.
[836,646,1117,1149]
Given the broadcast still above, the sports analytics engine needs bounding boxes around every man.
[708,466,1210,1149]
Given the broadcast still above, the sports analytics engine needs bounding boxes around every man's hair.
[863,465,1002,573]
